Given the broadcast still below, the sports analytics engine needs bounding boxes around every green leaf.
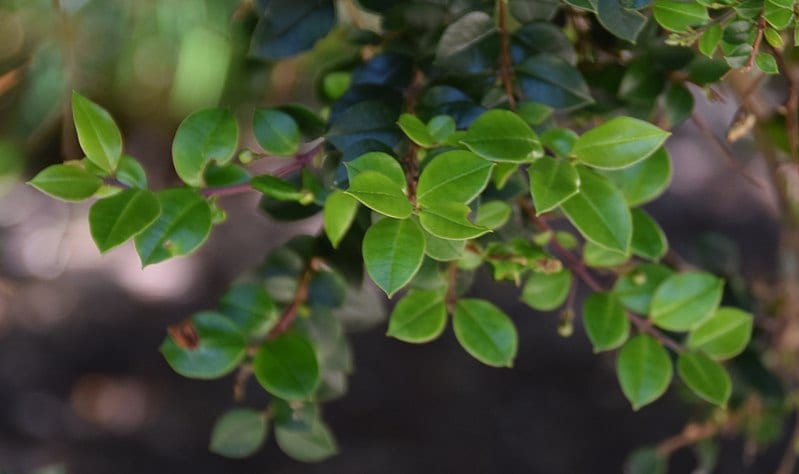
[517,102,554,125]
[561,167,632,253]
[594,0,647,43]
[453,299,518,367]
[363,218,425,297]
[540,128,579,157]
[602,147,672,206]
[649,272,724,331]
[755,52,780,74]
[417,150,493,205]
[572,117,670,170]
[614,264,673,314]
[427,115,456,143]
[687,307,753,360]
[419,202,490,240]
[765,0,793,29]
[461,109,543,163]
[435,11,496,59]
[89,189,160,253]
[424,231,466,261]
[28,164,103,201]
[172,108,238,187]
[251,175,306,201]
[398,113,434,147]
[219,283,279,337]
[323,191,359,248]
[72,91,123,174]
[249,0,335,60]
[653,0,709,32]
[529,156,580,214]
[209,408,268,459]
[516,54,593,110]
[274,406,337,463]
[116,155,148,189]
[387,290,447,343]
[677,352,731,406]
[664,83,694,128]
[344,171,412,219]
[134,188,213,266]
[254,332,320,401]
[205,163,250,188]
[322,71,351,100]
[160,311,246,379]
[631,208,668,261]
[254,108,301,156]
[521,269,573,311]
[345,152,407,191]
[616,334,673,410]
[583,240,630,268]
[625,448,668,474]
[699,24,722,57]
[582,292,630,352]
[475,201,512,229]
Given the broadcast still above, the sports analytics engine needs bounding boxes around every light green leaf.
[172,108,238,187]
[363,218,426,297]
[631,208,668,261]
[72,91,123,174]
[210,408,268,459]
[613,264,673,314]
[602,147,672,206]
[160,311,246,379]
[755,52,780,74]
[529,156,580,213]
[521,269,572,311]
[616,334,673,410]
[398,113,434,147]
[572,117,670,170]
[323,191,359,248]
[475,201,512,229]
[583,240,630,268]
[219,283,279,337]
[345,171,412,219]
[699,24,722,57]
[89,189,160,253]
[649,272,724,331]
[461,109,544,163]
[677,352,731,406]
[516,54,594,110]
[251,175,306,201]
[254,332,320,401]
[453,299,518,367]
[116,155,148,189]
[419,202,490,240]
[28,164,103,201]
[253,108,300,156]
[387,290,447,343]
[424,231,466,261]
[134,188,213,266]
[653,0,709,32]
[687,307,753,360]
[427,115,456,143]
[561,167,632,253]
[345,152,407,191]
[274,406,337,463]
[582,292,630,352]
[417,150,493,205]
[540,128,579,157]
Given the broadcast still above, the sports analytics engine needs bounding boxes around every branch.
[769,44,799,162]
[267,258,321,339]
[497,0,517,110]
[745,17,766,71]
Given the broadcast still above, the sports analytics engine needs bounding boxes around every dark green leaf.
[649,272,724,331]
[172,108,238,187]
[160,311,246,379]
[387,290,447,343]
[435,11,496,59]
[517,54,593,110]
[631,208,668,261]
[540,128,579,157]
[677,352,731,406]
[616,334,673,410]
[363,217,426,297]
[28,164,103,201]
[594,0,647,43]
[603,147,672,206]
[274,405,337,462]
[210,408,268,459]
[521,269,572,311]
[453,299,518,367]
[72,91,123,174]
[253,108,301,156]
[134,188,212,266]
[614,264,673,314]
[254,332,320,401]
[582,292,630,352]
[664,83,694,128]
[250,0,335,60]
[89,189,160,253]
[219,283,279,337]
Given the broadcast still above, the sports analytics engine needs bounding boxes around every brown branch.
[745,17,766,71]
[497,0,516,110]
[267,258,320,339]
[769,44,799,162]
[445,261,459,313]
[233,363,253,402]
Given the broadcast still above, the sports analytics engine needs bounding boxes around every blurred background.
[0,0,789,472]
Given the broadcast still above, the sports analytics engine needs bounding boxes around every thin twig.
[497,0,516,110]
[446,261,459,313]
[769,44,799,162]
[267,258,320,339]
[745,17,766,71]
